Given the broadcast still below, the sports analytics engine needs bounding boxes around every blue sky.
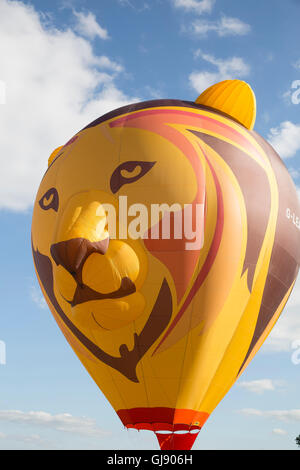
[0,0,300,450]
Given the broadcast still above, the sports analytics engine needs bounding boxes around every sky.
[0,0,300,450]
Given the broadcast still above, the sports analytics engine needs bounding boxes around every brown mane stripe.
[32,240,173,382]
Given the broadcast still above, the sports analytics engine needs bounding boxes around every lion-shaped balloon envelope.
[32,80,300,450]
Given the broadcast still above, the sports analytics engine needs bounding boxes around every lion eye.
[110,161,156,194]
[39,188,59,212]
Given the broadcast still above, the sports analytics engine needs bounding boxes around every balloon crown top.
[195,79,256,130]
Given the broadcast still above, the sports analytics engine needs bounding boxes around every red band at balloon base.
[117,407,210,450]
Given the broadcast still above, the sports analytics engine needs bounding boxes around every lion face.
[31,106,204,381]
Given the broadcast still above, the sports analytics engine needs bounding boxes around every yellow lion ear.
[48,146,63,167]
[195,79,256,130]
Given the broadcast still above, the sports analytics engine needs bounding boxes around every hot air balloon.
[31,80,300,450]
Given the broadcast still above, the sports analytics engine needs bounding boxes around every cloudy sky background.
[0,0,300,450]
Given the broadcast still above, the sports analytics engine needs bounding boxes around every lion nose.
[51,192,111,283]
[50,237,109,284]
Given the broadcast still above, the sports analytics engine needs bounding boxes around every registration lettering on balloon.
[286,208,300,230]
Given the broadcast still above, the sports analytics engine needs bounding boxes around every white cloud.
[12,433,44,444]
[118,0,150,11]
[30,284,47,310]
[189,71,220,94]
[96,56,124,73]
[0,0,139,212]
[282,89,293,105]
[189,15,251,37]
[0,80,6,104]
[288,167,300,180]
[272,428,288,436]
[239,408,300,422]
[0,410,109,438]
[171,0,215,14]
[262,275,300,353]
[238,379,278,394]
[268,122,300,159]
[73,10,109,40]
[144,85,164,99]
[293,59,300,70]
[263,310,300,353]
[189,51,250,93]
[197,52,250,76]
[0,432,52,448]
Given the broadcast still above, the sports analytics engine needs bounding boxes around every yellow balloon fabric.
[32,80,300,450]
[48,146,64,167]
[195,79,257,130]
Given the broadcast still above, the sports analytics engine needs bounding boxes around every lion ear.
[48,146,63,167]
[195,79,256,130]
